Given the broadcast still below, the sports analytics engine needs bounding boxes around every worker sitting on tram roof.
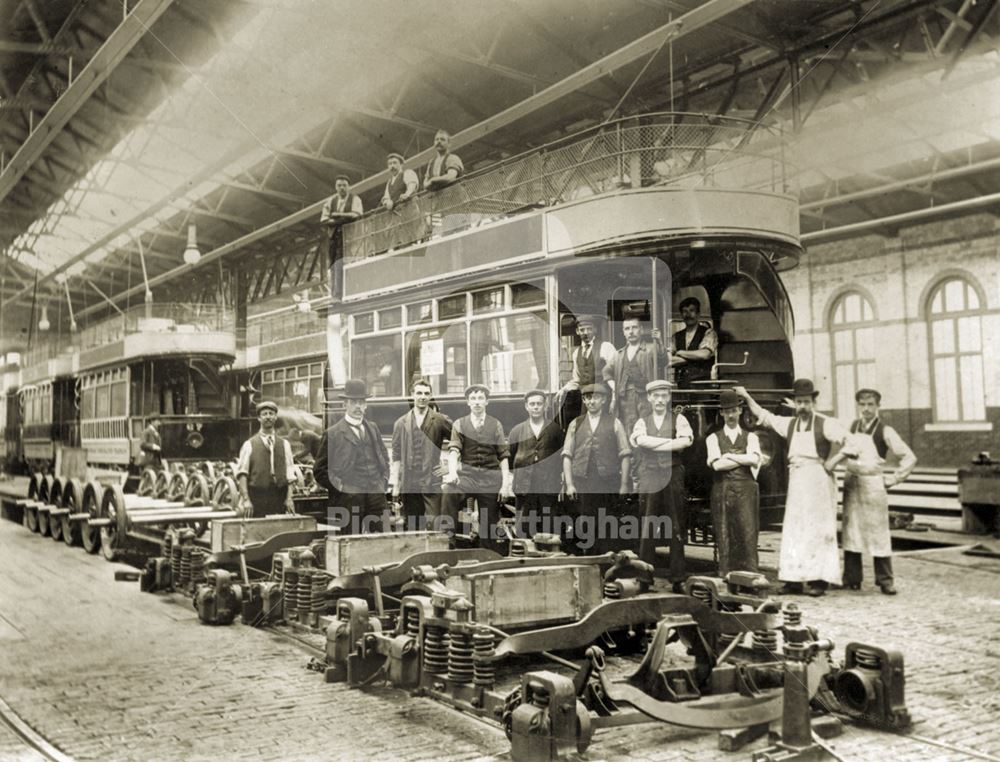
[236,401,296,518]
[670,296,718,388]
[314,379,390,532]
[381,153,419,211]
[423,130,464,191]
[441,384,513,552]
[320,174,363,226]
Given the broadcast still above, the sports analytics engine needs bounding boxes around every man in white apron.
[826,388,916,595]
[735,380,847,596]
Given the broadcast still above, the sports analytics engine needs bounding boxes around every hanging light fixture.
[38,305,51,332]
[183,224,201,266]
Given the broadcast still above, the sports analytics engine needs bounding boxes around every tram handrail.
[342,111,792,261]
[76,303,233,353]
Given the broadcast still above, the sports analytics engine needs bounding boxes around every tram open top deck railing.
[77,303,233,353]
[342,112,791,262]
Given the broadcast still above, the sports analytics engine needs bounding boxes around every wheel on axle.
[61,478,85,546]
[212,475,238,512]
[154,469,171,499]
[137,468,157,497]
[80,481,103,554]
[24,473,41,532]
[184,472,210,507]
[48,478,64,541]
[36,476,54,536]
[167,471,189,502]
[99,484,128,562]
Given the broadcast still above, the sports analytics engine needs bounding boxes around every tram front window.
[351,334,403,397]
[470,311,549,393]
[405,325,467,397]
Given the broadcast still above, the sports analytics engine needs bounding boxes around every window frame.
[926,277,987,423]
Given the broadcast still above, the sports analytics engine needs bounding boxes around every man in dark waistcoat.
[236,401,296,518]
[314,379,390,533]
[630,380,693,588]
[391,377,452,527]
[508,390,564,537]
[604,317,669,439]
[562,383,632,555]
[381,152,419,211]
[670,297,718,388]
[558,314,616,425]
[706,390,761,576]
[442,384,512,550]
[423,130,465,191]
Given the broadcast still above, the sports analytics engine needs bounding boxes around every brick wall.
[789,212,1000,469]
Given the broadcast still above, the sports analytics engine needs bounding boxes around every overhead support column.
[0,0,176,206]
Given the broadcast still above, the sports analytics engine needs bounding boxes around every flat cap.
[581,383,609,396]
[256,400,278,414]
[645,380,673,393]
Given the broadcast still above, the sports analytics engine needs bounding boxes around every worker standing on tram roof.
[320,175,363,226]
[381,153,419,211]
[423,130,464,191]
[236,401,296,518]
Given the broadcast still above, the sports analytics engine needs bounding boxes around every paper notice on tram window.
[421,339,445,376]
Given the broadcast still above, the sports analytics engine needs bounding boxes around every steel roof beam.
[0,0,176,206]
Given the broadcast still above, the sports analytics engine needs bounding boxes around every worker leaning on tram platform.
[670,297,718,388]
[236,401,296,518]
[423,129,464,191]
[381,152,419,211]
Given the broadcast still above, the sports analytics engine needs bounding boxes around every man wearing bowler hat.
[825,388,916,595]
[630,380,692,588]
[735,379,847,596]
[706,390,762,575]
[562,383,632,555]
[314,379,390,531]
[442,384,512,551]
[236,401,297,518]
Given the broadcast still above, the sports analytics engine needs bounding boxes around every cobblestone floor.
[0,512,997,761]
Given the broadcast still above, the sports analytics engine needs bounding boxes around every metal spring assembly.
[403,605,421,638]
[509,542,525,557]
[530,683,551,708]
[297,568,313,622]
[689,582,712,605]
[179,545,192,587]
[188,549,206,588]
[448,629,474,684]
[161,531,173,561]
[423,624,449,674]
[604,581,622,599]
[472,628,496,687]
[753,629,778,656]
[310,571,326,615]
[284,570,299,619]
[170,543,182,585]
[853,647,882,670]
[783,604,802,626]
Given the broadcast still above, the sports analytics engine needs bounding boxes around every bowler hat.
[791,378,820,399]
[645,380,673,394]
[719,390,742,410]
[581,383,609,396]
[464,384,491,399]
[341,379,370,399]
[256,400,278,414]
[855,388,882,404]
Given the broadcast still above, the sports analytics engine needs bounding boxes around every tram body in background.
[322,112,800,526]
[0,356,23,474]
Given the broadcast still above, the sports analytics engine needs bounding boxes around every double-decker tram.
[325,112,800,528]
[0,353,23,474]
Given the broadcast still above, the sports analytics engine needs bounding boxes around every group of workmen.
[232,306,915,597]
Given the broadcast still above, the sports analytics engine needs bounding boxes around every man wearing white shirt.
[630,380,692,587]
[236,401,296,517]
[559,314,616,422]
[320,175,364,226]
[381,153,419,211]
[706,389,761,575]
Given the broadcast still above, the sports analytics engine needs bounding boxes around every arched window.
[928,277,986,421]
[830,291,876,417]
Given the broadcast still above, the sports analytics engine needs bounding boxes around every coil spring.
[753,629,778,655]
[188,549,206,587]
[603,581,622,599]
[403,606,420,637]
[853,648,881,670]
[179,545,192,587]
[509,542,525,557]
[531,684,551,708]
[718,632,738,650]
[170,544,182,584]
[689,583,712,605]
[423,624,449,674]
[161,531,173,560]
[448,630,474,684]
[272,556,283,582]
[297,568,312,619]
[472,628,496,687]
[783,604,802,626]
[310,571,326,614]
[284,570,299,616]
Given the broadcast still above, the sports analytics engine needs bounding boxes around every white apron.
[842,433,892,556]
[778,430,842,584]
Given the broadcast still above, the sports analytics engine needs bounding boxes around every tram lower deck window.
[351,335,403,397]
[470,311,549,393]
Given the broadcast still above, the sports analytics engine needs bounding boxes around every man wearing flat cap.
[735,380,847,596]
[236,401,297,517]
[630,380,692,586]
[508,390,564,536]
[670,296,718,388]
[559,313,616,422]
[381,153,419,211]
[562,383,632,554]
[442,384,512,550]
[706,390,762,575]
[825,388,916,595]
[314,379,390,531]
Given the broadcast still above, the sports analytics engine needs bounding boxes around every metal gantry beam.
[0,0,177,206]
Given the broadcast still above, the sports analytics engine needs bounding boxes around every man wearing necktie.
[314,379,390,532]
[558,314,616,424]
[236,401,297,517]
